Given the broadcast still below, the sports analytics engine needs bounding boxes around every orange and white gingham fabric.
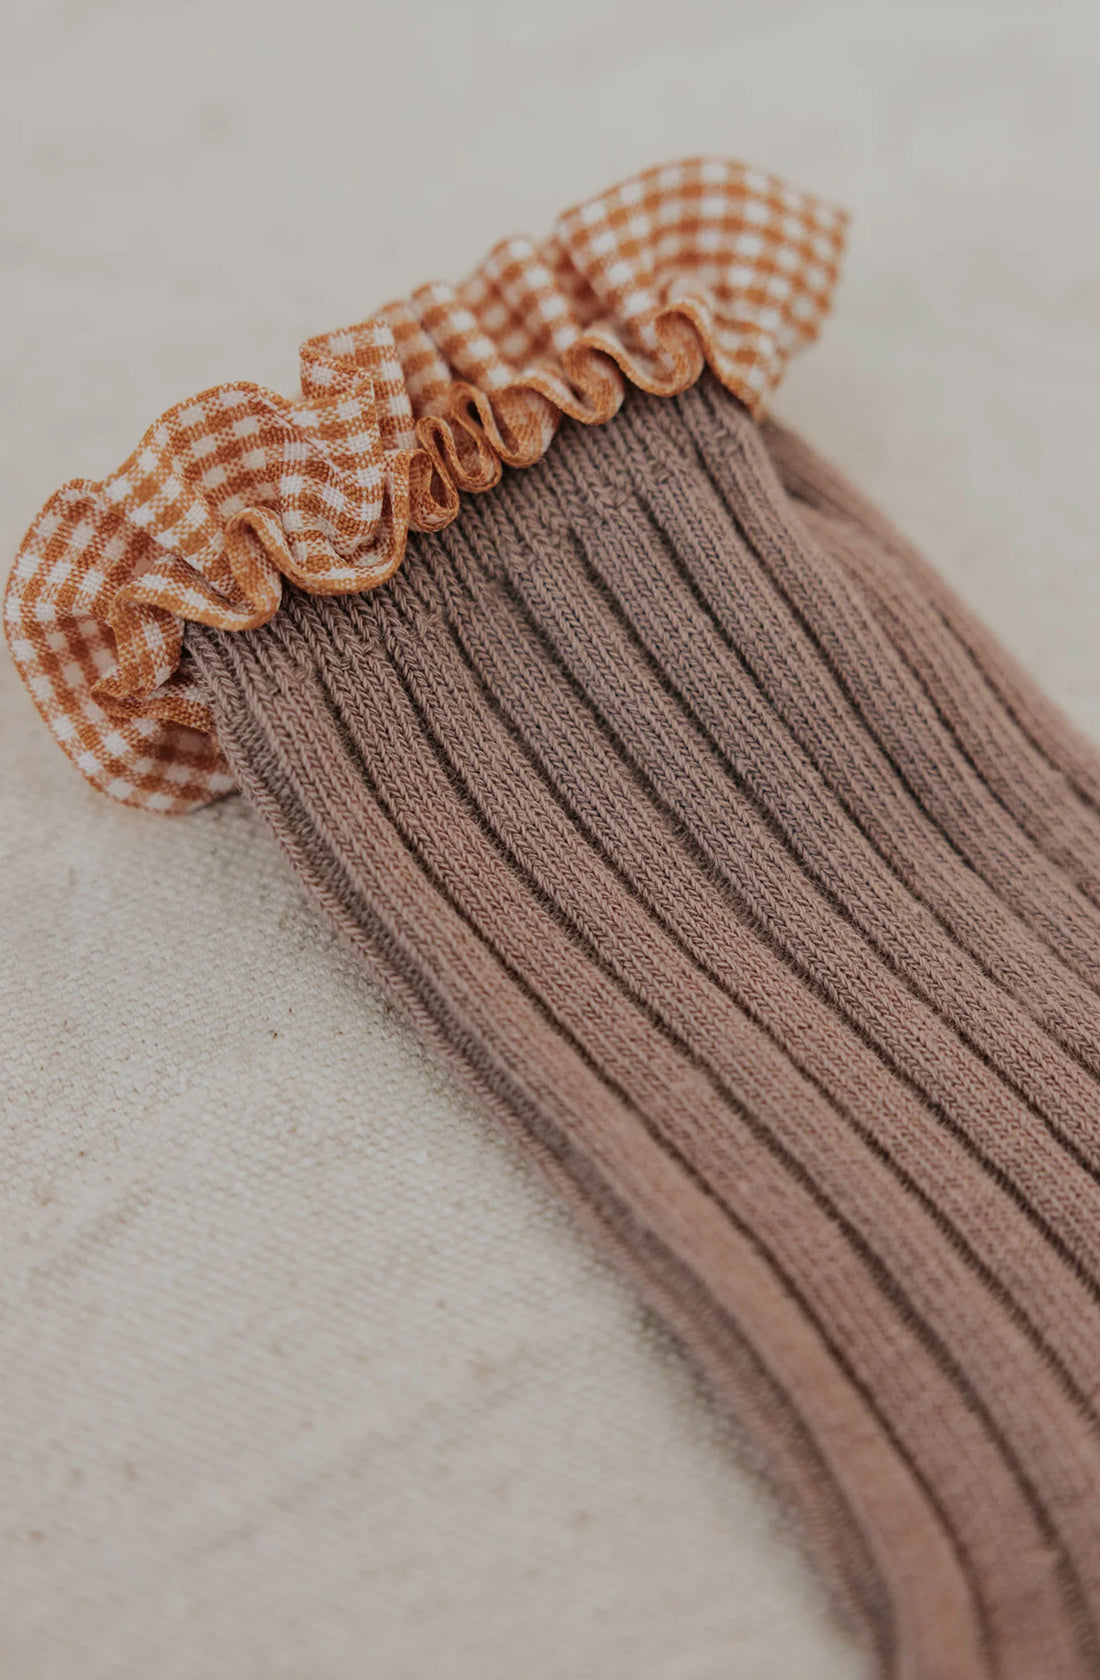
[4,158,847,813]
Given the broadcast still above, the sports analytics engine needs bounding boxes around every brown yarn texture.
[187,375,1100,1680]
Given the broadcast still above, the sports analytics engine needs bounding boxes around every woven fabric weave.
[3,159,844,813]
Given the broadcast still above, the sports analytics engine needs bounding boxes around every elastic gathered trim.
[4,158,845,811]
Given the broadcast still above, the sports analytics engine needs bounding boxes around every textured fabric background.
[4,4,1100,1677]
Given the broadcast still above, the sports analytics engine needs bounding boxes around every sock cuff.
[2,158,846,814]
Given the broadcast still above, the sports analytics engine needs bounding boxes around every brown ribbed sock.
[186,373,1100,1680]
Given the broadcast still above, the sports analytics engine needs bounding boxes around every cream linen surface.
[4,3,1100,1677]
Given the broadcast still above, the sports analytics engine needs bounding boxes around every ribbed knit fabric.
[187,374,1100,1680]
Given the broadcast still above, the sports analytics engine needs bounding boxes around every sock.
[186,373,1100,1680]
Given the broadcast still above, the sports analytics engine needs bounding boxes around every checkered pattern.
[5,158,846,812]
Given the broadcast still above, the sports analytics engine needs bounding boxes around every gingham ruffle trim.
[4,157,846,813]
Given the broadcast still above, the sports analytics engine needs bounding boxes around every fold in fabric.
[188,374,1100,1680]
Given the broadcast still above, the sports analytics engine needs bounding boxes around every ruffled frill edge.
[4,157,846,811]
